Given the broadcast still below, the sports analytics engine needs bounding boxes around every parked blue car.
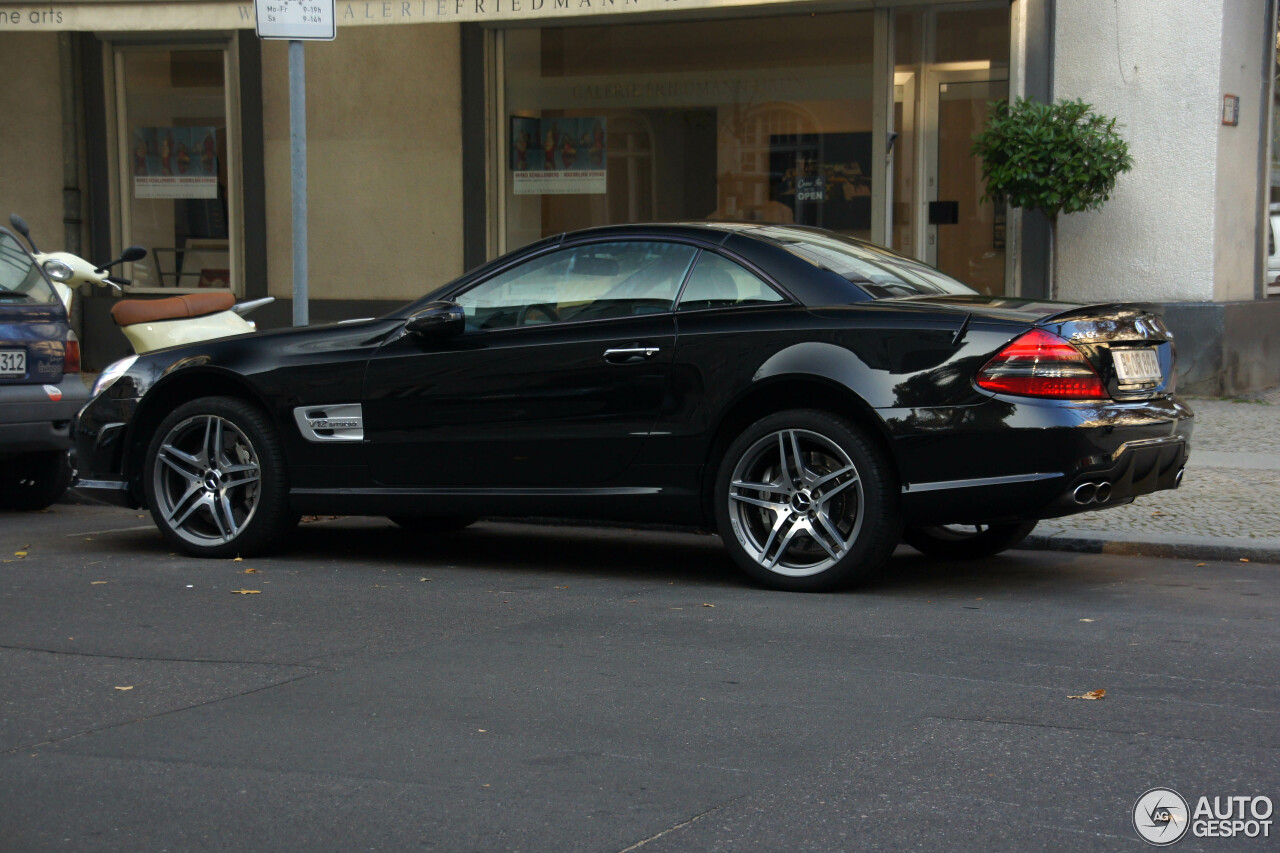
[0,226,89,510]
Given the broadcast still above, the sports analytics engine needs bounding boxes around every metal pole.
[289,38,308,326]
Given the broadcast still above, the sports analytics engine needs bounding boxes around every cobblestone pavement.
[1045,393,1280,543]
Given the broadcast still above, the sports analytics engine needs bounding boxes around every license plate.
[1112,347,1161,384]
[0,349,26,376]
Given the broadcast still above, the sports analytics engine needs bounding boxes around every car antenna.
[951,313,972,346]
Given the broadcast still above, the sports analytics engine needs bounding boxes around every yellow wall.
[0,33,65,248]
[261,24,463,302]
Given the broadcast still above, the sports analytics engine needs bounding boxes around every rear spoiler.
[1036,302,1164,324]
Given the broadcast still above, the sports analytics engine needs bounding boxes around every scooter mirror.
[120,246,148,263]
[8,214,37,252]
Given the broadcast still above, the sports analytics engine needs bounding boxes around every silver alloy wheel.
[727,428,864,577]
[152,414,262,547]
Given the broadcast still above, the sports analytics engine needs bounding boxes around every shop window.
[114,44,237,293]
[502,12,875,251]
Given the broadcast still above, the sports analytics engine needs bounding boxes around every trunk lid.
[898,295,1176,399]
[0,303,69,386]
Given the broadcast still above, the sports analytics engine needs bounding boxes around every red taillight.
[64,332,81,374]
[976,328,1107,399]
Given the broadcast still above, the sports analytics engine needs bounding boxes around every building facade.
[1,0,1277,393]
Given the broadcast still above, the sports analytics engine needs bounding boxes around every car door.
[362,239,699,488]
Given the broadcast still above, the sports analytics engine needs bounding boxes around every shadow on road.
[85,513,1115,595]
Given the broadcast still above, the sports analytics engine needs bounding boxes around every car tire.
[902,521,1038,560]
[144,396,295,558]
[0,451,72,511]
[714,409,901,592]
[387,515,478,532]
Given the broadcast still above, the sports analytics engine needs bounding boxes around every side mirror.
[120,246,147,263]
[405,301,465,339]
[9,213,37,252]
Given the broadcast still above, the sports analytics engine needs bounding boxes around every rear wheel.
[387,516,477,533]
[0,451,72,511]
[903,521,1038,560]
[714,409,901,592]
[144,396,296,558]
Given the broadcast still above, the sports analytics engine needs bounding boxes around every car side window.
[455,241,697,330]
[0,230,57,305]
[676,252,786,312]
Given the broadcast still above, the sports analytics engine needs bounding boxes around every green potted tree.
[971,97,1133,298]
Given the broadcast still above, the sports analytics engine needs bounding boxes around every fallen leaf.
[477,729,487,733]
[241,568,260,574]
[232,557,243,562]
[1240,558,1250,563]
[701,603,715,608]
[1079,618,1095,622]
[420,578,432,582]
[91,581,109,585]
[114,686,134,691]
[1196,563,1206,567]
[230,589,261,595]
[1068,688,1106,700]
[14,551,27,558]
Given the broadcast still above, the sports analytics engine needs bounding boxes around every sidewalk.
[1024,388,1280,563]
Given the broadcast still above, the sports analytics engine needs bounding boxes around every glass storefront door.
[113,43,237,293]
[926,73,1008,295]
[893,4,1010,295]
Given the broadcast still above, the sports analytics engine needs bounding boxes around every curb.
[1023,526,1280,563]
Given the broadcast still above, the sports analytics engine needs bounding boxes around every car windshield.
[0,230,58,304]
[743,226,978,299]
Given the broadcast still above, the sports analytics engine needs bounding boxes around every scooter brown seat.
[111,292,237,327]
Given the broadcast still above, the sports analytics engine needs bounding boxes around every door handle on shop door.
[603,346,660,364]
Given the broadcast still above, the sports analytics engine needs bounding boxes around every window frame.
[108,39,241,296]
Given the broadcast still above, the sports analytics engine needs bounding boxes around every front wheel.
[902,521,1038,560]
[0,451,72,511]
[144,396,296,558]
[714,409,901,592]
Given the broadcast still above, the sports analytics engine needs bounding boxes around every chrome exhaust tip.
[1095,482,1112,503]
[1073,483,1097,504]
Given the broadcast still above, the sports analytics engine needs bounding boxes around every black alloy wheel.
[902,521,1039,560]
[144,396,296,558]
[714,409,901,592]
[0,451,72,511]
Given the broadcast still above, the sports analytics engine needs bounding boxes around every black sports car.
[74,223,1192,591]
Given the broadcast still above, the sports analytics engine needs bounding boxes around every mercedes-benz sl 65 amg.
[73,223,1192,591]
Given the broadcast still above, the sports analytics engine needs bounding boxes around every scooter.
[8,214,272,355]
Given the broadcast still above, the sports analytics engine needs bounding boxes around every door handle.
[603,346,660,364]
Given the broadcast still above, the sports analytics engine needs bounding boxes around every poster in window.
[132,126,219,199]
[512,116,607,195]
[770,133,872,232]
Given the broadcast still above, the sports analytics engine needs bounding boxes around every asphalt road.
[1,504,1277,852]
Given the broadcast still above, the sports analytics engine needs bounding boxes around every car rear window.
[733,225,977,299]
[0,230,58,305]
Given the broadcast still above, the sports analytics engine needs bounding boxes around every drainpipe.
[57,32,85,340]
[58,32,82,258]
